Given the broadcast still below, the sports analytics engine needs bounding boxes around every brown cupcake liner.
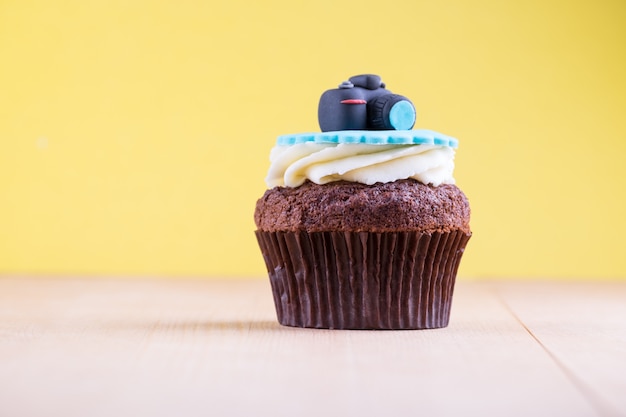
[255,230,471,330]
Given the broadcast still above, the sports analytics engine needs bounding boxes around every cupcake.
[255,74,471,329]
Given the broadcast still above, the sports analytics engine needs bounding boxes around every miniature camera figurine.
[318,74,416,132]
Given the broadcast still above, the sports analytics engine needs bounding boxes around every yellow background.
[1,0,625,279]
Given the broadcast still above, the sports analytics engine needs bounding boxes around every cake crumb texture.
[255,179,471,233]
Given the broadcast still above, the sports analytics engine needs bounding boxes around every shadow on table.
[100,319,306,333]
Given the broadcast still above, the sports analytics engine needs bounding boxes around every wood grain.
[492,281,626,417]
[0,277,624,417]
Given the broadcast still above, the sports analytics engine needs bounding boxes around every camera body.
[318,74,416,132]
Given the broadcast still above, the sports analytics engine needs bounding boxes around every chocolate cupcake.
[255,75,471,329]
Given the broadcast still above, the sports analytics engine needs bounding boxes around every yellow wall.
[1,0,625,279]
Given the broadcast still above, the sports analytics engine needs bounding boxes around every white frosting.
[265,142,456,188]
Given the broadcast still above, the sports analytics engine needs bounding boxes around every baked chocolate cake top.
[254,179,470,233]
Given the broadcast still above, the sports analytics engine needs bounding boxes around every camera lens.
[389,100,416,130]
[367,94,416,130]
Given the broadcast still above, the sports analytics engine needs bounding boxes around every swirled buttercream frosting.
[265,134,456,188]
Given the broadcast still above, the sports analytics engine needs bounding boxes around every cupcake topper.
[318,74,416,132]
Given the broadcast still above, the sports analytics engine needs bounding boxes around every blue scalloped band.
[276,129,458,148]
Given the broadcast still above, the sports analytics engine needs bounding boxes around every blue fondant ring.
[276,129,458,148]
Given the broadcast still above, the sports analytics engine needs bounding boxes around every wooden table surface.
[1,277,625,417]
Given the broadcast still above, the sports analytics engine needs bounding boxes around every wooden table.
[1,277,625,417]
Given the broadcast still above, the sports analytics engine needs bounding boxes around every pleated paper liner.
[255,230,471,330]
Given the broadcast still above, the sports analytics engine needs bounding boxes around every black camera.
[318,74,416,132]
